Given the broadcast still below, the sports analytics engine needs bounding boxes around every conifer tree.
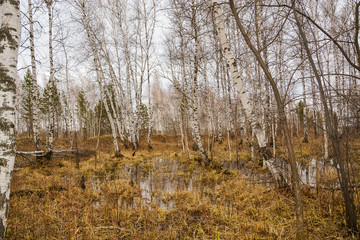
[21,70,35,136]
[42,80,62,139]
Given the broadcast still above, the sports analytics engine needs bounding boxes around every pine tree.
[42,80,62,138]
[140,103,149,132]
[21,70,35,136]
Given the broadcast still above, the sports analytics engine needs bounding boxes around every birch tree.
[210,1,268,163]
[44,0,55,152]
[58,18,74,146]
[0,0,21,237]
[211,0,305,238]
[78,0,122,157]
[27,0,41,151]
[292,0,357,234]
[165,0,210,165]
[188,0,209,165]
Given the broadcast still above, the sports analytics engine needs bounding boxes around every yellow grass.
[7,133,358,239]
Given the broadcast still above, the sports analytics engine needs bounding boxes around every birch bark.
[28,0,41,151]
[189,0,209,165]
[211,0,268,153]
[0,0,20,237]
[214,46,223,143]
[45,0,55,152]
[300,49,308,143]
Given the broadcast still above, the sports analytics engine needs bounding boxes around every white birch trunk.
[311,73,318,137]
[216,78,223,143]
[301,50,308,142]
[179,109,185,153]
[143,0,156,149]
[0,1,20,237]
[147,73,153,149]
[103,92,121,156]
[106,86,126,148]
[334,49,343,134]
[211,0,288,182]
[322,111,328,160]
[28,0,41,151]
[45,0,55,151]
[180,99,190,158]
[272,116,276,157]
[119,20,137,149]
[213,34,223,143]
[63,44,73,147]
[100,37,128,147]
[189,1,209,165]
[211,0,267,149]
[204,60,213,154]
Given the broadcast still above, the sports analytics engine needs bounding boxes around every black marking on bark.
[0,26,18,52]
[260,146,272,160]
[0,140,15,150]
[0,158,8,168]
[0,67,16,92]
[0,106,15,113]
[0,193,5,211]
[0,117,14,134]
[1,150,14,157]
[0,191,7,238]
[1,1,20,9]
[0,220,5,240]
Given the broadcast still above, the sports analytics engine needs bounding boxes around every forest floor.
[6,133,359,239]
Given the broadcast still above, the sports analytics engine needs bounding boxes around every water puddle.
[87,157,335,211]
[262,157,338,188]
[297,158,339,188]
[90,158,206,210]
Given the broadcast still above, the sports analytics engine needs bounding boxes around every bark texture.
[0,0,20,238]
[45,0,55,152]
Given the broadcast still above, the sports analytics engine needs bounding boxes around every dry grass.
[6,134,357,239]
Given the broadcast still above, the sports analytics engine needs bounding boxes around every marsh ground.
[6,134,358,239]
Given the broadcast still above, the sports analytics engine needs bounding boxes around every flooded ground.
[88,157,277,211]
[8,151,348,239]
[86,156,341,215]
